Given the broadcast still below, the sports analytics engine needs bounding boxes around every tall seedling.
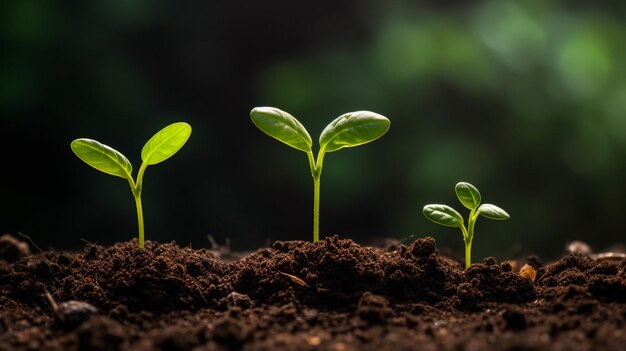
[71,122,192,248]
[251,107,390,242]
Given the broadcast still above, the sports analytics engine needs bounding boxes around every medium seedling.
[250,107,390,242]
[71,122,192,249]
[422,182,509,269]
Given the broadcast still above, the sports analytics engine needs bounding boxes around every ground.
[1,234,625,350]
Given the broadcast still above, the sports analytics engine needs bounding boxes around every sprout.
[71,122,192,248]
[250,107,390,242]
[422,182,509,269]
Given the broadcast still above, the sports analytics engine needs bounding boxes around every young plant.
[70,122,192,249]
[422,182,509,269]
[250,107,390,242]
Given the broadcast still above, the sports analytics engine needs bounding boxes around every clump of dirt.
[1,234,625,351]
[3,240,229,312]
[230,236,462,308]
[456,257,536,311]
[0,234,30,263]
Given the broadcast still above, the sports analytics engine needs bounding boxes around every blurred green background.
[1,0,625,261]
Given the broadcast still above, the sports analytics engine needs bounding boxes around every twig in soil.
[17,232,43,255]
[17,232,52,269]
[44,288,99,327]
[80,238,97,246]
[279,271,309,287]
[207,235,218,250]
[208,235,231,252]
[44,289,59,312]
[90,273,104,293]
[591,252,626,261]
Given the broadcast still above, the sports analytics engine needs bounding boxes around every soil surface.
[1,234,625,351]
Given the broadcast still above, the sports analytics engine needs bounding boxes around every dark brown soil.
[1,234,625,351]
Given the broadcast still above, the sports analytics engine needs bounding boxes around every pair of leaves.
[423,203,509,227]
[71,122,192,179]
[250,107,390,154]
[423,182,509,228]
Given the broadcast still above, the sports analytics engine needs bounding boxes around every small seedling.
[71,122,192,249]
[422,182,509,269]
[250,107,390,242]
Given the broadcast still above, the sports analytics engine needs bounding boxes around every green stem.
[459,223,470,269]
[134,191,145,248]
[313,173,320,242]
[464,208,479,269]
[307,149,326,242]
[132,162,148,249]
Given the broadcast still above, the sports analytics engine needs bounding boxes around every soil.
[1,233,625,351]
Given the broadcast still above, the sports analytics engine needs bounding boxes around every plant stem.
[134,191,145,249]
[464,208,478,269]
[307,149,326,242]
[133,163,148,249]
[313,173,320,242]
[126,175,145,249]
[459,224,470,269]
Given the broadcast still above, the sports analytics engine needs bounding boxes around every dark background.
[1,0,625,262]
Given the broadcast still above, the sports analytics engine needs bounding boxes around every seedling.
[422,182,509,269]
[250,107,390,242]
[71,122,192,249]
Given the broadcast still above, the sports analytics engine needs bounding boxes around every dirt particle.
[0,234,30,263]
[225,292,253,308]
[501,307,527,330]
[108,304,128,319]
[520,264,537,282]
[483,257,498,266]
[75,316,125,351]
[357,292,393,323]
[55,301,100,328]
[307,335,322,346]
[303,309,319,322]
[567,240,593,255]
[212,317,251,348]
[501,261,514,272]
[409,237,436,257]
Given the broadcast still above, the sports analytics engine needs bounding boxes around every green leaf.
[455,182,481,210]
[71,139,132,179]
[478,204,510,220]
[250,107,312,153]
[141,122,192,166]
[423,204,464,227]
[319,111,390,153]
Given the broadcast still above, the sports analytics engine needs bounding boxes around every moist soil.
[1,234,625,351]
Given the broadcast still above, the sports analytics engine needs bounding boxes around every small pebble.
[519,264,537,282]
[567,240,593,255]
[55,301,99,328]
[226,291,253,308]
[0,234,30,263]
